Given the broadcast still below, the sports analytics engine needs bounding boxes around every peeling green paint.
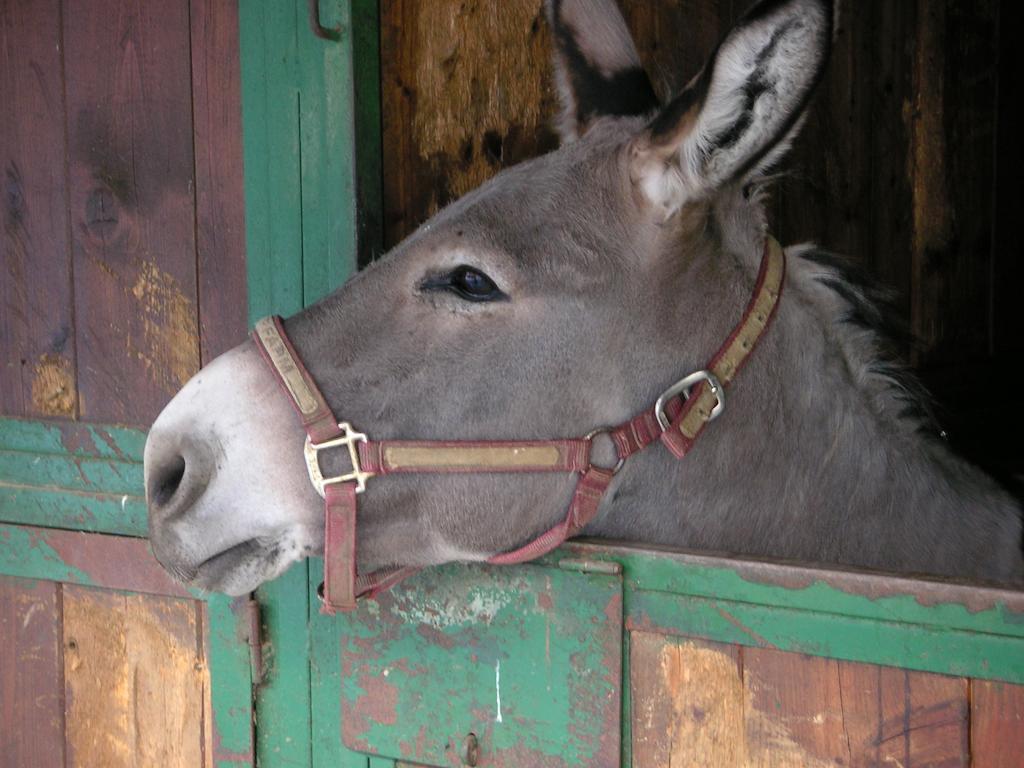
[617,550,1024,638]
[339,562,622,766]
[0,485,147,536]
[627,589,1024,683]
[0,449,142,495]
[239,0,367,765]
[209,595,258,767]
[0,417,146,461]
[0,523,95,585]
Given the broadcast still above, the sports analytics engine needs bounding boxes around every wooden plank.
[237,2,311,766]
[0,0,76,418]
[626,589,1024,684]
[297,0,359,305]
[630,630,744,767]
[910,0,999,362]
[239,0,304,325]
[628,635,972,767]
[0,449,141,495]
[744,648,968,767]
[63,0,200,425]
[379,0,559,247]
[0,576,64,767]
[560,543,1024,639]
[205,595,255,766]
[776,1,917,321]
[190,0,248,364]
[353,0,386,266]
[742,649,847,767]
[62,585,207,768]
[619,0,733,103]
[0,417,146,462]
[836,660,968,768]
[0,485,147,537]
[971,680,1024,767]
[0,524,192,598]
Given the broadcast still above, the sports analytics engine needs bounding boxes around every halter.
[253,237,785,613]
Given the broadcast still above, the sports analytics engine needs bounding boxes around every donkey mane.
[794,246,941,437]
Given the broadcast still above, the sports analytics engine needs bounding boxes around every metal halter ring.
[654,370,726,432]
[585,427,626,475]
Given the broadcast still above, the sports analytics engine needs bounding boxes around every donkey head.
[144,0,832,595]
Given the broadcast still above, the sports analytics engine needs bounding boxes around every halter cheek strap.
[253,237,785,613]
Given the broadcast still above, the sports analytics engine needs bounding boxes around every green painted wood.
[0,417,146,461]
[339,562,623,767]
[309,559,373,768]
[0,523,195,598]
[240,0,366,766]
[619,628,632,768]
[207,595,258,767]
[553,543,1024,639]
[240,1,312,763]
[0,523,94,586]
[298,0,358,304]
[0,485,147,537]
[626,589,1024,684]
[240,0,304,323]
[0,449,142,496]
[0,418,147,535]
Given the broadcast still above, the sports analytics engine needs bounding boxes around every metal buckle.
[654,370,726,432]
[303,422,372,496]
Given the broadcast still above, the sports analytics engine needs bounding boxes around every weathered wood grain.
[745,649,968,767]
[628,635,973,767]
[190,0,248,363]
[743,650,850,767]
[836,660,968,768]
[630,631,745,767]
[62,585,207,768]
[777,1,917,314]
[0,0,76,418]
[63,0,200,425]
[619,0,735,102]
[380,0,559,246]
[910,0,999,363]
[0,576,65,768]
[971,680,1024,768]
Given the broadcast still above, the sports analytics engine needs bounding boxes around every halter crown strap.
[660,236,785,458]
[252,237,786,614]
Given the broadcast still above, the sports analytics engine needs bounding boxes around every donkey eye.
[447,266,502,301]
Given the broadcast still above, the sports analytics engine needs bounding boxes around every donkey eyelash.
[420,265,507,303]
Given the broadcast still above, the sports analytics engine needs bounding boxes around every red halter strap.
[252,237,785,613]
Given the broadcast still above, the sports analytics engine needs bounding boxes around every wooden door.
[0,0,253,764]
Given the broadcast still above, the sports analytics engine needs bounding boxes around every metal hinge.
[558,557,623,576]
[245,598,264,686]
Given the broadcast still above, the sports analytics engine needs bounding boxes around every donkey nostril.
[151,455,187,508]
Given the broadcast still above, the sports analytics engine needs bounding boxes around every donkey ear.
[545,0,660,143]
[633,0,833,212]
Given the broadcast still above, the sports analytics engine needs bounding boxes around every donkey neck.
[593,215,1023,583]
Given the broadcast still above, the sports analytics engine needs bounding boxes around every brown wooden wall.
[379,0,1023,478]
[1,0,247,428]
[629,632,1024,767]
[0,574,212,768]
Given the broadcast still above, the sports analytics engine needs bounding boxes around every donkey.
[144,0,1023,597]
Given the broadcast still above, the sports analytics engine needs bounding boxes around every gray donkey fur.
[144,0,1023,596]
